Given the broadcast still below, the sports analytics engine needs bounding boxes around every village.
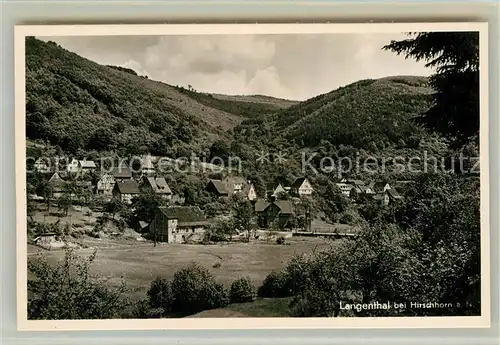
[29,153,406,249]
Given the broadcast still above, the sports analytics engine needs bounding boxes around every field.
[28,234,338,302]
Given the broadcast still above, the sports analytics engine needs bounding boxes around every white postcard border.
[14,22,491,331]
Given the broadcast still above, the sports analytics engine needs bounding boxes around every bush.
[147,277,173,311]
[257,270,292,298]
[276,236,285,245]
[170,262,228,314]
[132,299,164,319]
[28,249,128,320]
[230,277,256,303]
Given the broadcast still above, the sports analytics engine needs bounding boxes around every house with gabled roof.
[266,182,287,199]
[291,177,314,197]
[97,172,115,195]
[79,160,97,172]
[149,206,209,243]
[111,165,133,181]
[387,188,403,203]
[34,158,51,173]
[47,172,67,198]
[140,155,156,176]
[113,179,140,204]
[143,176,172,200]
[241,183,257,201]
[256,199,294,229]
[222,176,247,194]
[373,182,392,193]
[205,179,230,197]
[372,192,390,206]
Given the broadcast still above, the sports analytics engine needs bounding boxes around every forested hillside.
[25,37,291,158]
[277,76,432,150]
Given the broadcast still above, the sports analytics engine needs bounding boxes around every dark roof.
[255,199,270,213]
[373,182,390,191]
[347,179,365,186]
[223,176,247,186]
[269,200,294,215]
[115,180,140,194]
[158,206,208,226]
[291,177,307,189]
[145,177,172,194]
[48,172,67,188]
[111,166,133,179]
[387,188,402,198]
[79,160,97,168]
[207,179,229,195]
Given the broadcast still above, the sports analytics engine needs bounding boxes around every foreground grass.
[187,298,292,318]
[28,236,337,302]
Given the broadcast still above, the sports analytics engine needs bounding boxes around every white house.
[291,177,314,197]
[34,158,51,173]
[336,182,354,197]
[243,183,257,201]
[67,159,80,173]
[79,160,97,173]
[97,172,115,195]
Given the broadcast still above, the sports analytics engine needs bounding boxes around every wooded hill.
[25,37,293,157]
[26,37,441,169]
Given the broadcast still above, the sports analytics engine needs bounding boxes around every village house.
[67,159,80,173]
[387,188,403,203]
[140,156,156,176]
[336,182,354,196]
[255,199,294,229]
[170,194,186,205]
[34,158,51,173]
[221,176,257,201]
[373,182,392,193]
[291,177,314,197]
[47,172,67,199]
[143,176,172,200]
[373,191,390,206]
[241,183,257,201]
[113,179,140,204]
[222,176,247,194]
[149,206,209,243]
[34,232,57,247]
[111,165,133,181]
[96,172,115,195]
[205,179,229,197]
[266,182,287,199]
[79,160,97,173]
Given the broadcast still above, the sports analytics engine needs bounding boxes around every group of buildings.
[335,179,404,206]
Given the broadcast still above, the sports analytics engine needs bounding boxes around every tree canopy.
[383,32,480,148]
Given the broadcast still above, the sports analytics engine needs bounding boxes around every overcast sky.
[39,33,432,101]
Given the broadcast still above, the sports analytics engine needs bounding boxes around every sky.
[39,33,432,101]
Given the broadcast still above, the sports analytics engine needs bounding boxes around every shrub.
[170,262,228,314]
[147,277,173,311]
[27,249,128,320]
[276,236,285,245]
[257,270,292,298]
[230,277,256,303]
[132,299,164,319]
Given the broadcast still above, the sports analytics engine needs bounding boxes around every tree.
[36,181,53,212]
[132,191,165,222]
[383,32,479,148]
[170,263,228,314]
[28,249,128,319]
[232,195,253,239]
[105,198,125,220]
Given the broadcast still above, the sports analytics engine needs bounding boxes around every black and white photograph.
[16,23,489,329]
